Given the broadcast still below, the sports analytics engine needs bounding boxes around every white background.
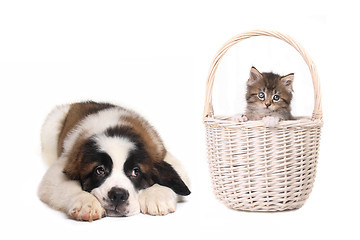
[1,1,359,239]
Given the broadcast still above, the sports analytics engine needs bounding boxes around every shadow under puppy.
[38,101,190,221]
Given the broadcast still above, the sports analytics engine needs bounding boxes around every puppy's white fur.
[90,135,140,217]
[38,155,106,220]
[41,104,70,166]
[38,104,189,220]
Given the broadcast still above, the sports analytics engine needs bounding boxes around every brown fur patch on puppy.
[121,115,166,163]
[57,101,116,156]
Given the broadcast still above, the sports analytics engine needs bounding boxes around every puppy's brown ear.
[63,155,81,180]
[152,161,191,196]
[62,140,88,180]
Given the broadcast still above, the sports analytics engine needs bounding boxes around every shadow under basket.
[203,30,323,212]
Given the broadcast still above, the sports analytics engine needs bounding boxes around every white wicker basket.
[203,30,323,211]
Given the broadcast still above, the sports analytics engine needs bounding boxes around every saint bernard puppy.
[38,101,190,221]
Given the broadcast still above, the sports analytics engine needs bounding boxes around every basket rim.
[204,115,323,128]
[203,29,323,121]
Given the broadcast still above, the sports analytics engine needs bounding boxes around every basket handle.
[203,30,323,121]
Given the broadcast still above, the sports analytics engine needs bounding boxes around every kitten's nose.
[265,101,271,108]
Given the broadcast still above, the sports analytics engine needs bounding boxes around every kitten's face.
[246,67,294,113]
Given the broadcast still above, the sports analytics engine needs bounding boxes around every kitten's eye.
[258,92,265,100]
[131,167,140,177]
[273,94,280,102]
[95,165,105,176]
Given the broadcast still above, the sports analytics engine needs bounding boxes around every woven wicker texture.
[203,30,323,211]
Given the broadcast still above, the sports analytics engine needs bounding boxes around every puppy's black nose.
[108,187,129,204]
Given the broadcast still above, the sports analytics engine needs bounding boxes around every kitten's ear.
[248,66,263,86]
[281,73,294,92]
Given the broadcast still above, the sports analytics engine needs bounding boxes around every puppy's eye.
[273,94,280,102]
[95,166,105,176]
[258,92,265,100]
[131,167,140,177]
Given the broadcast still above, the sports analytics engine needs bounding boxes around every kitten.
[233,66,294,127]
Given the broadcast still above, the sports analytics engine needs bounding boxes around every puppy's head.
[63,128,190,217]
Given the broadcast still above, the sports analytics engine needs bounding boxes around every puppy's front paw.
[262,116,280,127]
[138,184,177,216]
[68,192,105,221]
[231,114,248,122]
